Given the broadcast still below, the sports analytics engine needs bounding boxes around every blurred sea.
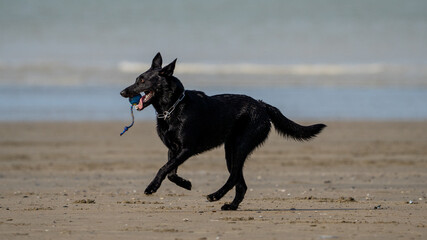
[1,0,427,121]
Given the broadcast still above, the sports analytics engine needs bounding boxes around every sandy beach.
[0,121,426,239]
[2,1,427,239]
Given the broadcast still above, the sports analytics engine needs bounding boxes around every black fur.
[120,53,326,210]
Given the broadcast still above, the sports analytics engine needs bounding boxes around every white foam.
[117,62,386,76]
[117,61,150,74]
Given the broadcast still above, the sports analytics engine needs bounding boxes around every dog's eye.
[141,79,145,83]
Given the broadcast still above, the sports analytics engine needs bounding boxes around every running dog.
[120,53,326,210]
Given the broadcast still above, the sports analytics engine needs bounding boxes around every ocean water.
[1,1,426,121]
[1,85,426,121]
[2,0,427,65]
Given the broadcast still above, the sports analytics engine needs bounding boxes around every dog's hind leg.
[206,141,240,202]
[206,163,242,204]
[214,143,251,210]
[206,140,250,209]
[221,173,247,210]
[207,116,271,210]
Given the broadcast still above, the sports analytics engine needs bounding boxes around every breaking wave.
[118,62,389,76]
[1,61,426,87]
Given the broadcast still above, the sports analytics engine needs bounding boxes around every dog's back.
[169,91,270,152]
[177,90,324,151]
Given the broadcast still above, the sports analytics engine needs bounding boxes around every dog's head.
[120,53,179,111]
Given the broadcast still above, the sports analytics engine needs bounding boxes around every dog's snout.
[120,89,127,97]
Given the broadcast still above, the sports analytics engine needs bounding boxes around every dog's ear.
[159,59,177,76]
[151,52,162,69]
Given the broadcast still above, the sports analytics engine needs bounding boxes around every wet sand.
[0,121,426,239]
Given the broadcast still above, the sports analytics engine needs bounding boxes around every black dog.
[120,53,326,210]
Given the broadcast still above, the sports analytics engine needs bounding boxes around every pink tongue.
[136,95,145,110]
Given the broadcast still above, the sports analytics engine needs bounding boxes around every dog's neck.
[152,78,185,119]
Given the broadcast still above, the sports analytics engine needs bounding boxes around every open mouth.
[136,91,154,111]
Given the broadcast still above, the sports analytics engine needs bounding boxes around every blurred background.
[1,0,426,121]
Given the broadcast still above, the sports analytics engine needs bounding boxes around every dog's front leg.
[167,168,192,190]
[144,149,191,195]
[166,150,192,190]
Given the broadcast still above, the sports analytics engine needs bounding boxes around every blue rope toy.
[120,94,142,136]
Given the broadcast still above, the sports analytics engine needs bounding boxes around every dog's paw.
[206,193,221,202]
[168,174,192,191]
[221,203,238,211]
[144,188,156,195]
[179,180,192,191]
[144,183,159,195]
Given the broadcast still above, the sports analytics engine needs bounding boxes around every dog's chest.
[157,122,180,148]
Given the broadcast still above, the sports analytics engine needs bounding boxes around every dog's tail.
[264,102,326,141]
